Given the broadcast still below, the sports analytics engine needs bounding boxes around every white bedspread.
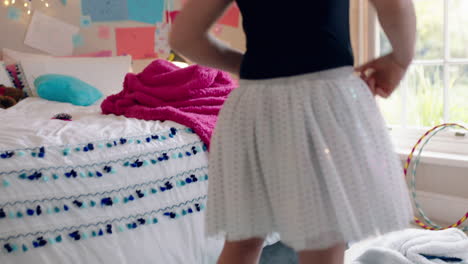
[0,98,223,263]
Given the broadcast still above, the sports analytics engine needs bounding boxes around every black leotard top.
[235,0,354,79]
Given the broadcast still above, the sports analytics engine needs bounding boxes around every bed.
[0,95,223,262]
[0,97,224,263]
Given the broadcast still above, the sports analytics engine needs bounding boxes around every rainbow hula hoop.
[404,123,468,231]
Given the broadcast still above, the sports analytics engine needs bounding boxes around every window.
[373,0,468,155]
[378,0,468,127]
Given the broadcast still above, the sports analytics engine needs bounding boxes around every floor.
[259,242,297,264]
[259,224,426,263]
[258,236,388,264]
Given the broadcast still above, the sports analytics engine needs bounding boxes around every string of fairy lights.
[3,0,51,15]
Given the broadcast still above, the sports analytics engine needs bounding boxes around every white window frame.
[359,0,468,157]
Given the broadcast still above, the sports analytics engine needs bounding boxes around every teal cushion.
[34,74,102,106]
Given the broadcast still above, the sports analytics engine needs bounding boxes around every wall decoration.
[24,11,79,56]
[98,26,111,40]
[81,0,128,22]
[81,0,164,24]
[115,27,157,60]
[165,10,179,23]
[3,0,52,16]
[155,22,171,59]
[72,34,84,47]
[7,6,21,20]
[218,3,240,28]
[80,15,92,27]
[1,0,244,74]
[128,0,164,24]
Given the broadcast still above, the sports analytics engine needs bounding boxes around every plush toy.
[0,84,25,109]
[0,95,16,109]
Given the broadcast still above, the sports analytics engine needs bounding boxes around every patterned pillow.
[0,61,14,87]
[5,64,29,97]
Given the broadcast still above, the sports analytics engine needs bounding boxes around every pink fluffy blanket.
[101,60,237,149]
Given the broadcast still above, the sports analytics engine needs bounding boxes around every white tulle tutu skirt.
[205,67,413,251]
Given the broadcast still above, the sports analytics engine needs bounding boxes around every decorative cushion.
[20,56,132,97]
[0,61,14,87]
[34,74,103,106]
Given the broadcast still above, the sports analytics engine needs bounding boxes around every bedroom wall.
[0,0,246,73]
[0,0,362,73]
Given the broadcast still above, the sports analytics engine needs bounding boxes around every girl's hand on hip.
[355,53,409,98]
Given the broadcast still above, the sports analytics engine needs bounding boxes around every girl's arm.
[372,0,416,68]
[356,0,416,98]
[169,0,244,75]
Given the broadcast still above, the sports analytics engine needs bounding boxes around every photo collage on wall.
[4,0,241,60]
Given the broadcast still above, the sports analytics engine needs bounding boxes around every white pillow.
[0,61,14,87]
[2,48,48,65]
[20,56,132,97]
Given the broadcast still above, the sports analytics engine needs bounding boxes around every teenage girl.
[170,0,416,263]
